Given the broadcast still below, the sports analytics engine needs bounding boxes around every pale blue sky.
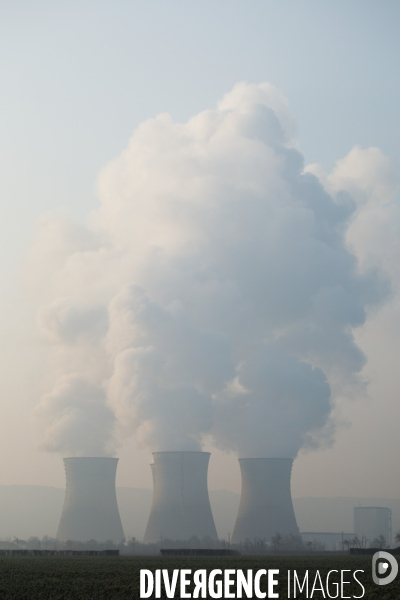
[1,1,399,241]
[0,1,399,495]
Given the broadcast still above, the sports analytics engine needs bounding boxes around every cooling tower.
[56,457,125,542]
[231,458,299,543]
[144,451,218,543]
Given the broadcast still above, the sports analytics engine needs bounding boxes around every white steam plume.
[29,82,393,457]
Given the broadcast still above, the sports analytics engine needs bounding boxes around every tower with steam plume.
[231,458,298,543]
[144,451,218,543]
[56,457,125,542]
[32,83,388,549]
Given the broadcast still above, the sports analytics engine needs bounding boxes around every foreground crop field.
[0,554,398,599]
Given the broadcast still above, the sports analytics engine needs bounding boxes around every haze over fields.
[1,485,399,543]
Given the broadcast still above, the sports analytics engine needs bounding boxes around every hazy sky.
[0,1,400,499]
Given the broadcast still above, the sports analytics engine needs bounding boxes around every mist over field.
[1,484,400,545]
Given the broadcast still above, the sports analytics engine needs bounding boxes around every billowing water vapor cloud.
[33,374,116,457]
[29,82,393,457]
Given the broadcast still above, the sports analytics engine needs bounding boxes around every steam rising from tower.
[30,82,390,464]
[56,457,125,543]
[144,451,217,543]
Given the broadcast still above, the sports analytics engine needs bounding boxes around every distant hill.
[0,485,399,542]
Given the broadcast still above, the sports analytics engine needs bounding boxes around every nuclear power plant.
[144,451,218,543]
[56,457,125,542]
[231,458,299,543]
[54,454,300,545]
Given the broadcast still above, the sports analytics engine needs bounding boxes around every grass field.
[0,554,398,599]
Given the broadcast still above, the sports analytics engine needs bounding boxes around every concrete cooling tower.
[231,458,299,543]
[56,457,125,543]
[144,451,218,543]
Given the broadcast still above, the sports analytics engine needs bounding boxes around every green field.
[0,554,397,599]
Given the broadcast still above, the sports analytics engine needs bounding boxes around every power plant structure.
[231,458,299,543]
[144,451,218,543]
[56,457,125,543]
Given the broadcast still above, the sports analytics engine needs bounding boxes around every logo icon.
[372,551,398,586]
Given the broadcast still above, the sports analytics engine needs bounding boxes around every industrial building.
[144,451,218,543]
[231,458,299,543]
[354,506,392,547]
[56,457,125,543]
